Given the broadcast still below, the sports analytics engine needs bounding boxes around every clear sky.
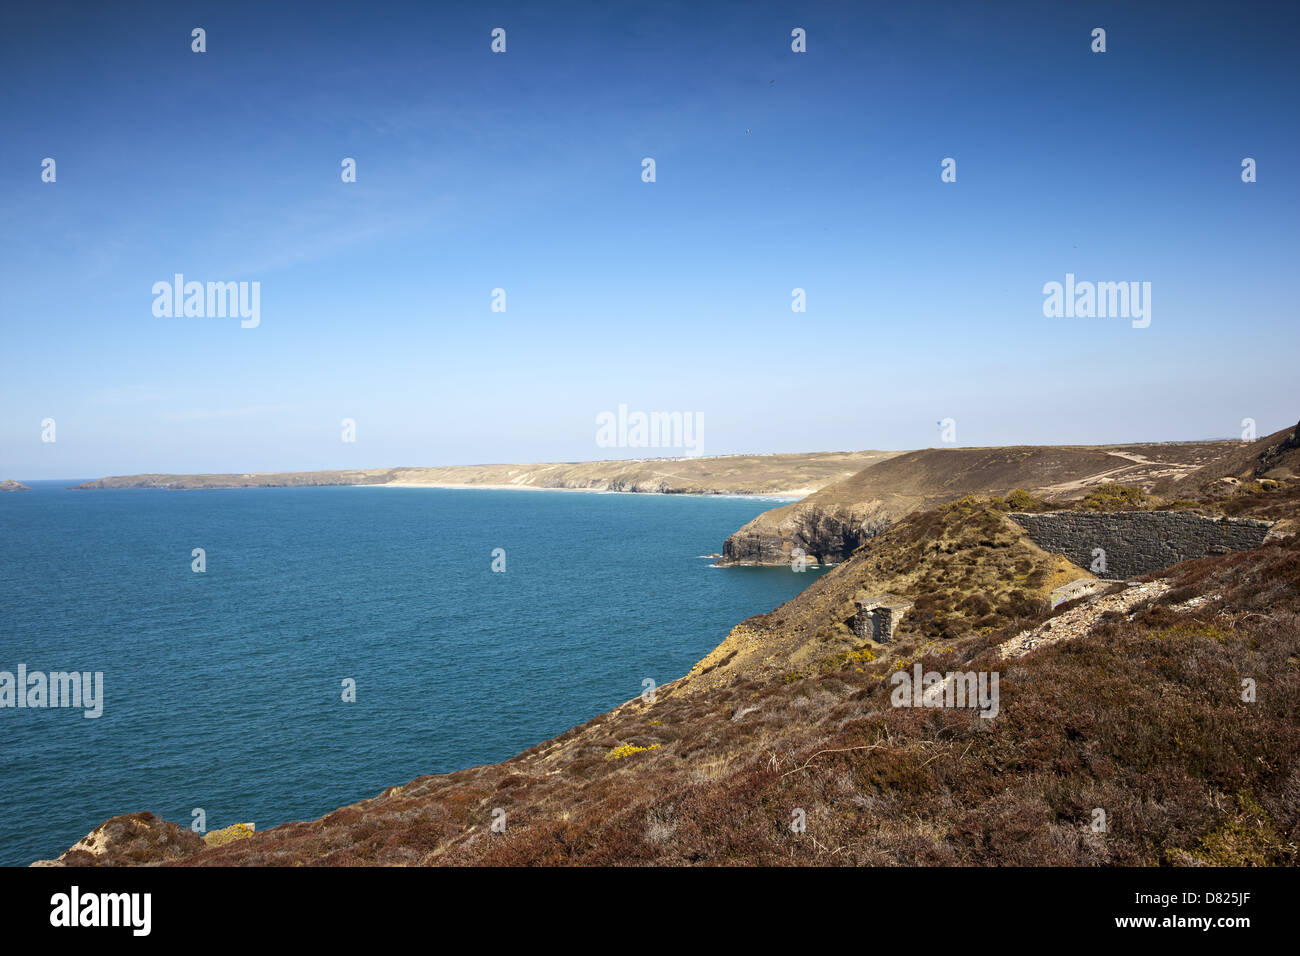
[2,0,1297,479]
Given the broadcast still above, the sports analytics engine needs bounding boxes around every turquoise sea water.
[0,482,824,866]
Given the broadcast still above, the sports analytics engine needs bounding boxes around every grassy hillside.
[689,495,1085,694]
[1157,420,1300,497]
[384,451,899,495]
[721,441,1241,565]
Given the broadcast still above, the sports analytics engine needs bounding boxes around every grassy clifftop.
[71,451,899,496]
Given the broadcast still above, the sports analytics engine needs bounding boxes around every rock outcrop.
[0,480,31,492]
[30,812,204,866]
[721,503,891,565]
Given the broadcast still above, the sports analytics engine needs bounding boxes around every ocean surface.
[0,481,825,866]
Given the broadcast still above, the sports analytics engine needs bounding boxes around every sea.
[0,481,825,866]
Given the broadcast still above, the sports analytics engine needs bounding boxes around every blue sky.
[2,0,1297,479]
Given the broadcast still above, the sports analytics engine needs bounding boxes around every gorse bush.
[605,743,660,761]
[1004,488,1045,511]
[1079,483,1150,510]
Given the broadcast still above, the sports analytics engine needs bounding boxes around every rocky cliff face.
[720,503,890,565]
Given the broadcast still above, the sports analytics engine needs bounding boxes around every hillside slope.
[721,442,1237,565]
[1157,420,1300,498]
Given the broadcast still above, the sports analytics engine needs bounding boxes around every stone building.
[854,595,914,643]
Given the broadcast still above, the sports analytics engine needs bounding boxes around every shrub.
[605,743,661,761]
[1079,483,1150,511]
[1004,489,1043,511]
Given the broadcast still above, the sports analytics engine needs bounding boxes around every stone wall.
[1008,511,1274,579]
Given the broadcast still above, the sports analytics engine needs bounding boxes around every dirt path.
[998,580,1170,659]
[1033,450,1202,498]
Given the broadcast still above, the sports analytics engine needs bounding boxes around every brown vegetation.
[45,481,1298,867]
[41,426,1300,867]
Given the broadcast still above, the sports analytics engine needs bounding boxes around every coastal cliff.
[32,426,1300,867]
[721,500,891,565]
[34,476,1300,867]
[719,441,1246,566]
[70,451,897,496]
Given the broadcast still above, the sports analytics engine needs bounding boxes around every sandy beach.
[366,481,808,500]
